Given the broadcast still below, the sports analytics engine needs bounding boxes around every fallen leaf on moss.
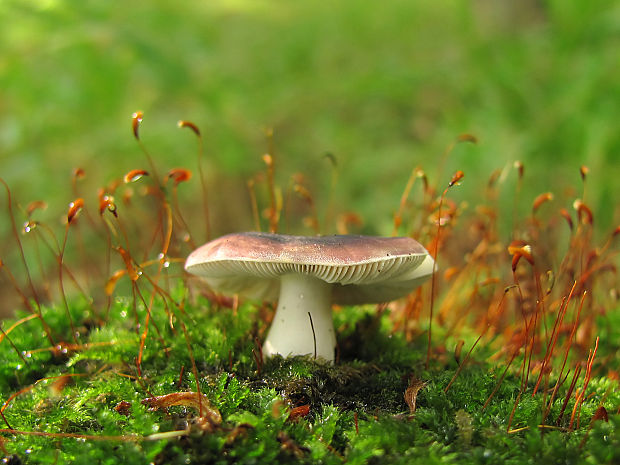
[142,392,222,425]
[404,376,427,415]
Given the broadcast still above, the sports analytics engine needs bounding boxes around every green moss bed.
[1,288,618,464]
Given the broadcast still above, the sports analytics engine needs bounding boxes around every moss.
[0,294,617,464]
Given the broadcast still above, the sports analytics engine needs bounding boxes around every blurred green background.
[1,0,619,236]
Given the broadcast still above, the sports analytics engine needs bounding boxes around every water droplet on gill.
[299,294,304,300]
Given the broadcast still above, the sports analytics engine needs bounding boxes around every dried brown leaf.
[142,392,221,425]
[404,376,427,415]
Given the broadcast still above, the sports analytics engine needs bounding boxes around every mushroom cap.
[185,232,434,304]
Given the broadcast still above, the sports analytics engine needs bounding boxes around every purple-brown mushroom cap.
[185,232,434,304]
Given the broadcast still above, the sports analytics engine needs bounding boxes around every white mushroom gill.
[262,273,335,362]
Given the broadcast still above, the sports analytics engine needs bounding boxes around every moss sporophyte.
[0,115,617,464]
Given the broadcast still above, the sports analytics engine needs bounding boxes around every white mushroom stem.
[262,273,336,362]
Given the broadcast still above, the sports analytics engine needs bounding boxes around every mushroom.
[185,232,434,362]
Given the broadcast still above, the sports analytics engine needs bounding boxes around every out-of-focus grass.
[1,0,618,234]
